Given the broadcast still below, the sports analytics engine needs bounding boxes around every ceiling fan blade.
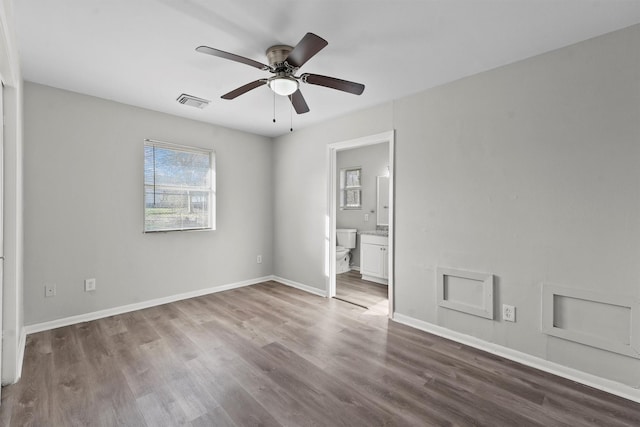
[301,73,365,95]
[288,90,310,114]
[221,80,267,100]
[196,46,271,71]
[285,33,328,68]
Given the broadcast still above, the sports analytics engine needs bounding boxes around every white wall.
[23,83,273,325]
[0,0,24,384]
[336,142,388,267]
[273,24,640,388]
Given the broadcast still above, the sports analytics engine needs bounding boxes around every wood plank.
[335,270,388,312]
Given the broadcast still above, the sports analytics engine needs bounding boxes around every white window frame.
[143,139,215,233]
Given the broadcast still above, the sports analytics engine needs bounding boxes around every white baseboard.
[350,266,360,272]
[0,327,27,386]
[24,276,273,335]
[361,274,388,285]
[271,275,327,298]
[392,313,640,404]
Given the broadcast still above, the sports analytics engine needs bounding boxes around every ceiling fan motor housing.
[266,45,296,71]
[266,45,300,95]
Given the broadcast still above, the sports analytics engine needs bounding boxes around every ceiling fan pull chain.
[273,91,276,123]
[290,101,293,132]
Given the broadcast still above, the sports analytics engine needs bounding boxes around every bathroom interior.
[335,141,390,313]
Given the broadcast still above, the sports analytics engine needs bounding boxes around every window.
[339,167,362,209]
[144,139,215,232]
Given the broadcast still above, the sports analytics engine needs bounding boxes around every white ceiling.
[14,0,640,137]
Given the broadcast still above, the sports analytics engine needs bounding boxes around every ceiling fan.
[196,33,365,114]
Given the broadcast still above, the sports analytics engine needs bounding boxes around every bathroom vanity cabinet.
[360,234,388,285]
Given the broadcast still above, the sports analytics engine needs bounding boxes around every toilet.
[336,229,357,274]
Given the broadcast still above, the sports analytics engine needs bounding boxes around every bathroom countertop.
[359,230,389,237]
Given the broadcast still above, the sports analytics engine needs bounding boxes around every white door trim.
[0,78,4,393]
[326,130,395,317]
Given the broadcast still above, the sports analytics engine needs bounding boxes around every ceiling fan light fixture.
[269,76,298,96]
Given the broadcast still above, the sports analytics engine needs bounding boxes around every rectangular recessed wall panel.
[542,284,640,358]
[437,267,494,319]
[553,295,632,345]
[444,275,485,308]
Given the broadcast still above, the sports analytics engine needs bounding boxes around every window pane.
[345,169,360,187]
[145,146,210,188]
[144,141,214,232]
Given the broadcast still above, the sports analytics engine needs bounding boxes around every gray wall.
[23,83,274,325]
[336,142,389,267]
[273,24,640,387]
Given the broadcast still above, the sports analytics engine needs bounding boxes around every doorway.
[326,131,394,317]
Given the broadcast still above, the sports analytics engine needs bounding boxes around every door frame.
[325,130,395,317]
[0,78,3,390]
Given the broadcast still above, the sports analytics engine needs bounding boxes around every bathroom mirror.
[377,176,389,226]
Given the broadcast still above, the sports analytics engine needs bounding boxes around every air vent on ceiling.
[177,93,210,109]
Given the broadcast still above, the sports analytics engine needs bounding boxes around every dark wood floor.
[2,281,639,426]
[336,270,388,313]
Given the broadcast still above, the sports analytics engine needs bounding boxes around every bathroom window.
[340,167,362,210]
[144,139,216,232]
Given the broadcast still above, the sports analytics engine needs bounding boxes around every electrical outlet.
[84,278,96,292]
[257,255,262,264]
[502,304,516,322]
[364,213,369,221]
[44,284,56,298]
